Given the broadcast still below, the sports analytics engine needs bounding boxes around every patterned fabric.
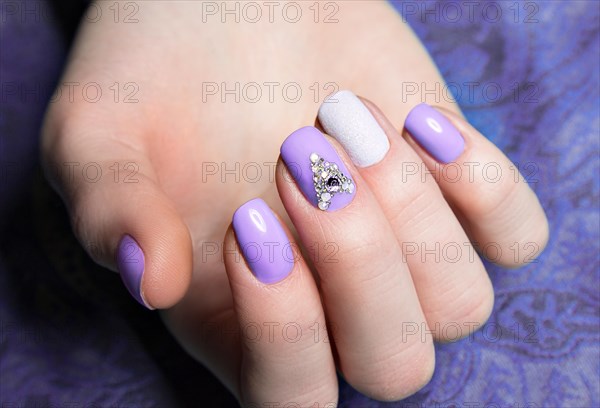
[0,1,598,407]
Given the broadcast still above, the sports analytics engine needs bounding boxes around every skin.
[41,1,549,405]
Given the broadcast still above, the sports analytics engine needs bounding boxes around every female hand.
[219,93,547,404]
[41,1,548,404]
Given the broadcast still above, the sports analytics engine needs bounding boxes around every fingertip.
[116,234,152,309]
[93,180,194,310]
[133,205,193,309]
[408,104,551,270]
[404,103,466,164]
[228,198,295,286]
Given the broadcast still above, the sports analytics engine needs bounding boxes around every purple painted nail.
[405,103,465,164]
[280,126,356,211]
[232,198,294,284]
[117,235,151,308]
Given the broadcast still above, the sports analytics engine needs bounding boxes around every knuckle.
[242,386,338,408]
[499,209,549,268]
[70,193,93,241]
[43,95,96,153]
[69,194,107,264]
[289,386,339,408]
[532,216,550,254]
[346,338,435,401]
[433,280,494,342]
[467,174,520,219]
[387,183,442,230]
[326,224,396,271]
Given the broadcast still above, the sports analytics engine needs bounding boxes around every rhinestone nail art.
[310,152,355,211]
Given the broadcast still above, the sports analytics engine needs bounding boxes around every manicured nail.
[281,126,356,211]
[117,235,151,309]
[404,103,465,164]
[232,198,294,284]
[318,90,390,167]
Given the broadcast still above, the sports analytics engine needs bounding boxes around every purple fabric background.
[1,1,598,407]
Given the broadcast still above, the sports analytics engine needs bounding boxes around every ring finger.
[318,91,494,342]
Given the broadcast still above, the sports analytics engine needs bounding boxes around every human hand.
[41,1,548,404]
[216,93,547,404]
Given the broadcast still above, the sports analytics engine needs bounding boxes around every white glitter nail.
[318,90,390,167]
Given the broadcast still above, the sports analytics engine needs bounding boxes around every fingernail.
[404,103,465,164]
[318,90,390,167]
[232,198,294,284]
[117,235,152,309]
[281,126,356,211]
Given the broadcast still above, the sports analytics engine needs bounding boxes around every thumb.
[42,124,192,309]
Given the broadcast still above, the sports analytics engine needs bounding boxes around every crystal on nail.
[318,201,330,210]
[309,152,355,211]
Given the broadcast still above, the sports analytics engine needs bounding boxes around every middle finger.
[277,126,434,401]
